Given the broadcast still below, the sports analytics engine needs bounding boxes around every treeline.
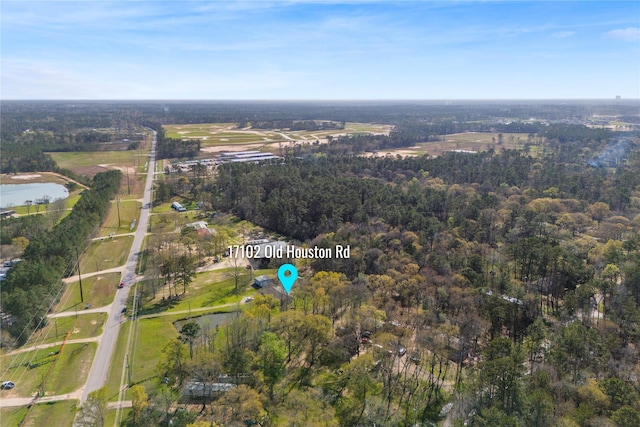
[311,123,613,156]
[0,143,58,173]
[154,126,200,160]
[204,149,640,426]
[214,148,637,242]
[241,119,345,131]
[1,170,121,344]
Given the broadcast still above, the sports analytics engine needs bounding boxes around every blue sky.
[2,1,639,99]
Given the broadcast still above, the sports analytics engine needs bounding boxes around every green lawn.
[151,200,179,214]
[0,405,29,426]
[48,151,138,169]
[106,407,131,426]
[1,343,96,398]
[148,209,202,232]
[79,235,133,275]
[8,188,82,216]
[57,272,121,312]
[138,267,261,317]
[25,313,106,346]
[104,318,132,401]
[105,315,179,401]
[98,200,142,237]
[21,400,78,427]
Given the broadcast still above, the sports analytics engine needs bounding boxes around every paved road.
[81,131,157,403]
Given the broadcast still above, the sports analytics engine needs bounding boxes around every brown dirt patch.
[72,166,110,178]
[200,143,264,154]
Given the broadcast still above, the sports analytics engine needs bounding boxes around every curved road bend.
[81,131,157,403]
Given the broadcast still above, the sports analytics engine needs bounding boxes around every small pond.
[0,182,69,209]
[173,312,232,333]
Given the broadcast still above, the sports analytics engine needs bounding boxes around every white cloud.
[553,31,575,38]
[604,27,640,41]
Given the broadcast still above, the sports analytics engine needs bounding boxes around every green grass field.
[48,151,137,169]
[366,132,534,158]
[105,315,179,401]
[163,122,393,148]
[98,200,142,237]
[79,235,133,275]
[106,407,131,426]
[1,400,78,427]
[0,405,29,426]
[138,267,258,317]
[57,272,121,312]
[1,343,96,398]
[25,400,78,427]
[148,209,203,233]
[25,313,106,346]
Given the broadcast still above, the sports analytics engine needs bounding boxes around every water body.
[174,312,232,333]
[0,182,69,209]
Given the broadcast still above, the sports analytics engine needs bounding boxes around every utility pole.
[117,197,121,227]
[126,353,132,386]
[76,247,84,302]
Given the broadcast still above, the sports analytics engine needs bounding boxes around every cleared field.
[2,400,78,427]
[98,200,142,237]
[366,132,534,158]
[48,151,137,169]
[105,315,178,401]
[164,123,238,138]
[137,267,257,317]
[0,406,29,426]
[24,400,78,427]
[0,343,96,398]
[163,122,393,150]
[148,209,202,233]
[57,272,121,312]
[47,151,149,192]
[24,313,106,346]
[79,235,133,275]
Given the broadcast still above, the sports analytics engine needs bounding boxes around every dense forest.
[1,101,639,426]
[152,124,640,426]
[153,126,201,160]
[151,120,639,426]
[1,170,121,345]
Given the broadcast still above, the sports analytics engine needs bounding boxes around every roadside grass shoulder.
[105,315,178,401]
[106,407,131,426]
[0,405,28,426]
[98,200,142,237]
[21,400,78,427]
[25,313,106,346]
[57,273,121,312]
[1,343,96,398]
[79,235,133,275]
[46,343,96,395]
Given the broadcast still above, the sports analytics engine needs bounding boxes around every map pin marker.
[278,264,298,294]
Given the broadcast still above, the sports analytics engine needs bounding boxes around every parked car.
[121,307,127,313]
[85,303,92,310]
[118,282,124,289]
[1,381,15,390]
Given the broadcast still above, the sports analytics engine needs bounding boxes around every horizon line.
[3,98,639,103]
